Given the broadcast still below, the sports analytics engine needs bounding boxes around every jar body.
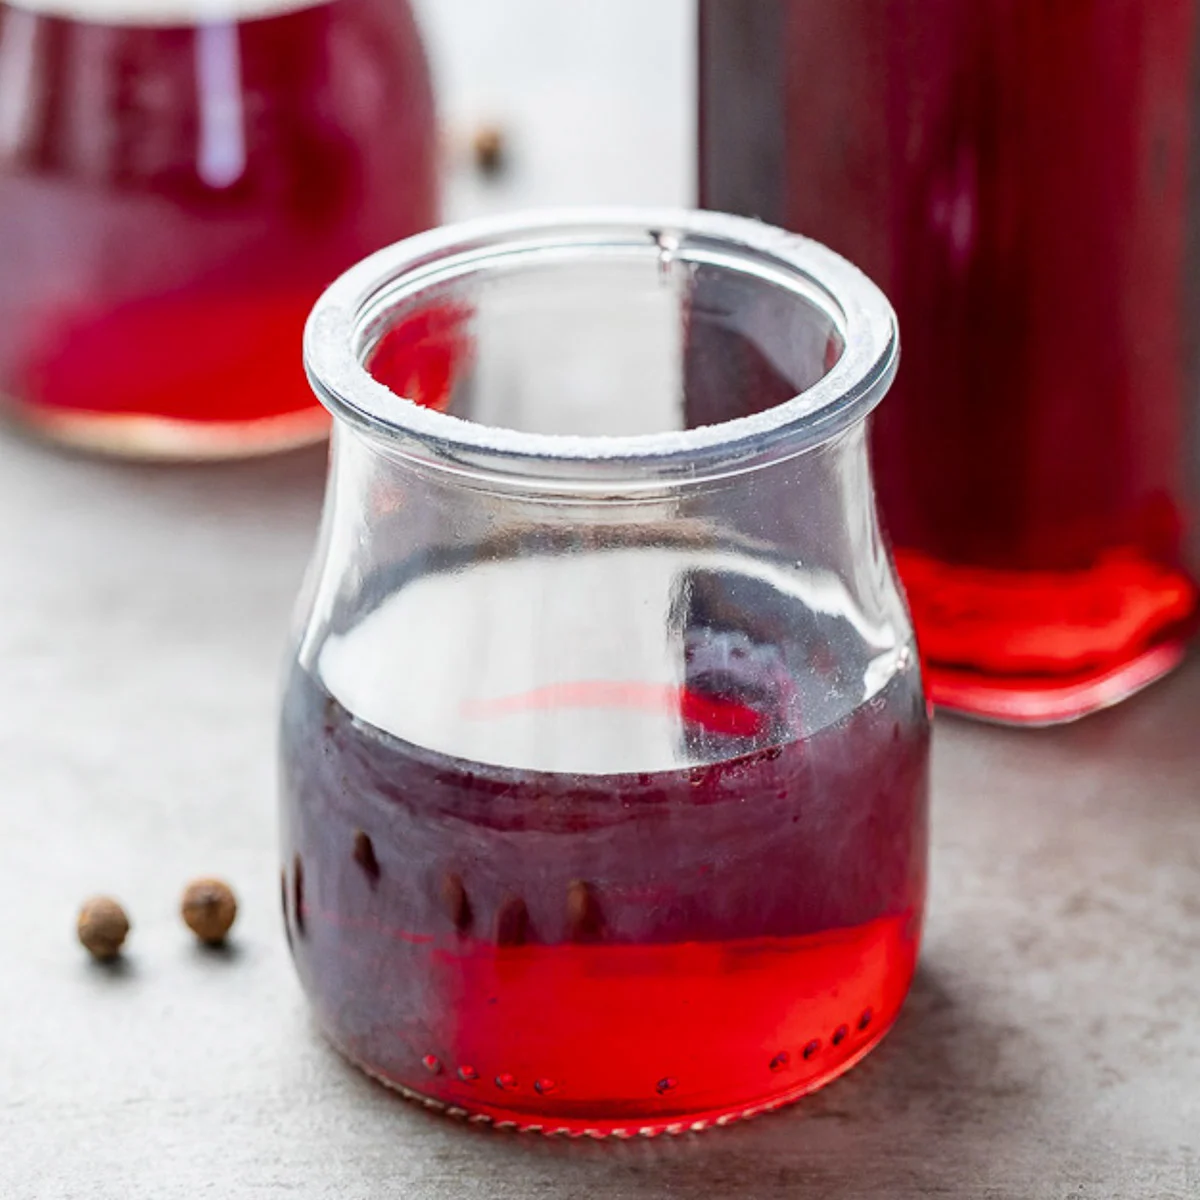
[281,212,929,1133]
[700,0,1200,722]
[0,0,436,457]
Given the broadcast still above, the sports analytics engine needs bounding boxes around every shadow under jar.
[281,210,929,1136]
[0,0,436,458]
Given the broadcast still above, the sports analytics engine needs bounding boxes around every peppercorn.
[495,893,529,946]
[77,896,130,961]
[472,124,507,176]
[565,879,603,942]
[180,878,238,945]
[441,871,473,934]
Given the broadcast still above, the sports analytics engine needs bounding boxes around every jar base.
[927,637,1191,725]
[897,548,1199,724]
[2,396,330,462]
[318,1011,903,1138]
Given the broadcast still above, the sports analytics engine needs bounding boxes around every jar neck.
[302,418,892,641]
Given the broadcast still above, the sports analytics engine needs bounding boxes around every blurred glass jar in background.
[0,0,436,458]
[701,0,1200,723]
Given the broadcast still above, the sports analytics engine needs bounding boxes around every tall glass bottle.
[701,0,1200,722]
[0,0,437,457]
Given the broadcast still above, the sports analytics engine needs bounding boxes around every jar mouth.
[304,208,898,487]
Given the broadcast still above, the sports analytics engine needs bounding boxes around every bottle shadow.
[366,962,1045,1199]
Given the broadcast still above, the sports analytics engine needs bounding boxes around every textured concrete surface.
[2,414,1199,1200]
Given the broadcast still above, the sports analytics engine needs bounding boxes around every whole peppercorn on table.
[2,409,1199,1200]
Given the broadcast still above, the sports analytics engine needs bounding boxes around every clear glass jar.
[0,0,436,458]
[700,1,1200,723]
[281,210,929,1135]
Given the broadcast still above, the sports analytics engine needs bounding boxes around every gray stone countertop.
[1,435,1198,1200]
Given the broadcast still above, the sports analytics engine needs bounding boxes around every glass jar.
[0,0,436,458]
[281,210,929,1135]
[700,1,1200,723]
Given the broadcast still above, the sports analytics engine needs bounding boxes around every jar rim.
[303,208,898,486]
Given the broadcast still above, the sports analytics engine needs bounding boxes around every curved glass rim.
[303,208,899,484]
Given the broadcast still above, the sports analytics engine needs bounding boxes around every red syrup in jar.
[701,0,1200,721]
[0,0,436,457]
[784,0,1200,721]
[280,542,929,1135]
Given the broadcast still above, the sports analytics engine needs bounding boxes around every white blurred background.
[412,0,695,217]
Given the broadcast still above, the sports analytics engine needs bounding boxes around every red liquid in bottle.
[280,544,929,1134]
[700,1,1200,721]
[0,0,436,457]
